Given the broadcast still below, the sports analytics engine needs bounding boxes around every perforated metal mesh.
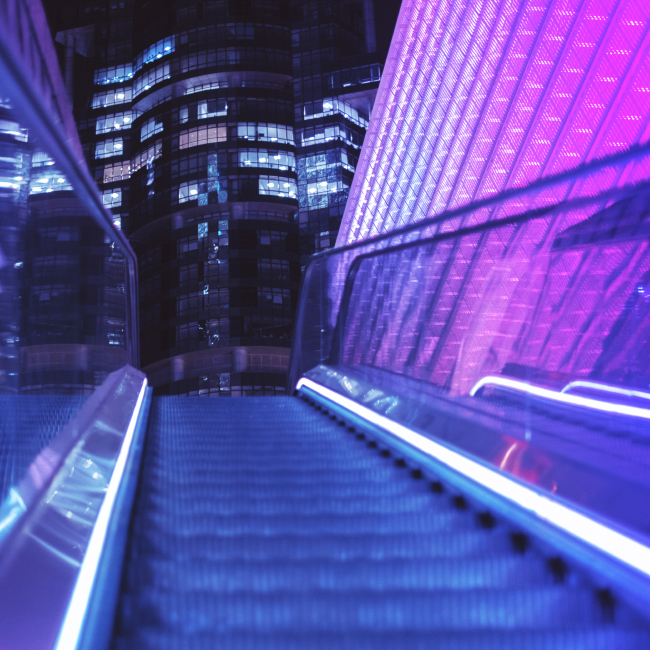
[338,0,650,245]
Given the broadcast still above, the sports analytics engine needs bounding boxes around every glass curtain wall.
[292,0,382,261]
[0,104,133,506]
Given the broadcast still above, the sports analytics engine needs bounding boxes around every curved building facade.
[47,0,383,396]
[90,0,299,395]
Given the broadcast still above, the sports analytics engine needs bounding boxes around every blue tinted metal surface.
[0,366,147,650]
[301,365,650,531]
[298,366,650,595]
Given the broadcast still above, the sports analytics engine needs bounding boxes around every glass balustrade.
[0,0,139,508]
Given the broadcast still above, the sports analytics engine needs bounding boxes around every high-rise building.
[44,0,385,396]
[292,0,382,257]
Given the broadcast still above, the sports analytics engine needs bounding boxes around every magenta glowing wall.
[338,0,650,245]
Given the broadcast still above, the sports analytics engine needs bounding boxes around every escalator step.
[127,555,550,591]
[113,628,650,650]
[118,587,628,632]
[111,396,650,648]
[129,529,518,561]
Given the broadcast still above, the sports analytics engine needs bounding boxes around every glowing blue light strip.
[561,380,650,401]
[53,378,147,650]
[469,376,650,421]
[296,376,650,578]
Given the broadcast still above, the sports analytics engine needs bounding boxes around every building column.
[363,0,377,54]
[172,357,185,382]
[232,348,248,372]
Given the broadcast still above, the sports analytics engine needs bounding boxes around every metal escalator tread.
[111,396,650,649]
[0,394,86,502]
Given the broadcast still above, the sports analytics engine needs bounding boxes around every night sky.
[374,0,403,57]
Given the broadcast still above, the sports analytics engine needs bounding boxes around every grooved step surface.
[0,395,85,502]
[112,396,650,649]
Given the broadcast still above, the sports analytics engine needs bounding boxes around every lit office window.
[100,161,131,183]
[339,63,381,87]
[238,149,295,170]
[236,123,294,145]
[92,87,132,108]
[96,111,135,134]
[180,98,228,123]
[141,117,164,141]
[134,35,176,72]
[132,139,163,171]
[133,62,170,96]
[301,124,362,149]
[198,99,227,119]
[304,153,355,173]
[95,138,124,159]
[29,170,72,194]
[259,175,296,199]
[102,188,122,208]
[341,150,356,172]
[184,81,226,95]
[179,124,227,149]
[306,180,343,195]
[94,64,133,85]
[303,97,369,128]
[0,119,28,142]
[31,151,55,167]
[179,181,206,202]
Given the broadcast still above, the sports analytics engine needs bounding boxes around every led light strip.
[54,378,148,650]
[561,380,650,401]
[297,376,650,577]
[469,376,650,420]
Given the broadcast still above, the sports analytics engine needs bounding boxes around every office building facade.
[292,0,381,256]
[46,0,382,396]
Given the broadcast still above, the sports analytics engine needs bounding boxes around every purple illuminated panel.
[320,179,650,396]
[287,147,650,390]
[338,0,650,245]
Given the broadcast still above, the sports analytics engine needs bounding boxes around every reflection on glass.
[0,98,130,523]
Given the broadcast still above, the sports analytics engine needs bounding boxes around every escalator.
[109,395,650,649]
[1,0,650,644]
[0,395,86,503]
